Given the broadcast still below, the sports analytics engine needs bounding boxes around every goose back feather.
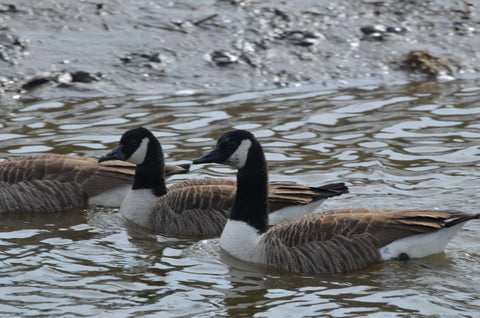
[260,208,479,273]
[0,180,87,213]
[168,178,347,213]
[0,154,190,212]
[149,183,236,236]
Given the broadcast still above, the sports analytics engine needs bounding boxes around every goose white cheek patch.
[128,137,149,164]
[227,139,251,169]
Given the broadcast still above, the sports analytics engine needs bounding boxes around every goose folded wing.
[149,184,237,237]
[267,182,348,210]
[167,178,236,191]
[169,179,348,213]
[0,180,87,213]
[0,154,189,199]
[259,208,467,274]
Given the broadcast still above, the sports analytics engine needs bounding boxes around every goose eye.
[124,139,140,152]
[222,141,237,153]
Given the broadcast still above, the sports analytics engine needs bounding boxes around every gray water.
[1,80,480,317]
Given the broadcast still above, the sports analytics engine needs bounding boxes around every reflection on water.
[1,80,480,317]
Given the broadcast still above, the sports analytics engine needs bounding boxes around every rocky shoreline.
[1,0,479,104]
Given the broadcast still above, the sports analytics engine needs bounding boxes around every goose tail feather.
[311,182,349,201]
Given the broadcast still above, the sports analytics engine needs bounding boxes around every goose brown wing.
[0,180,87,212]
[0,155,95,183]
[372,209,479,245]
[149,184,236,236]
[0,154,189,198]
[164,163,190,177]
[168,178,236,191]
[267,182,348,211]
[169,179,347,213]
[260,208,476,273]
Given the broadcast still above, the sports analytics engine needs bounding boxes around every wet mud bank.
[0,0,479,103]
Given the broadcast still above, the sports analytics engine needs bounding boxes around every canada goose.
[98,127,348,236]
[0,154,190,212]
[193,130,480,274]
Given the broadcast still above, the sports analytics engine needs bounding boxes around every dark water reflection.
[1,80,480,317]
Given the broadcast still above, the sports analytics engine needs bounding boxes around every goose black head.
[193,130,258,169]
[99,127,157,165]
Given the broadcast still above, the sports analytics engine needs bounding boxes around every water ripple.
[1,80,480,316]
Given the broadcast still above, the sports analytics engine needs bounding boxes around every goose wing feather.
[0,154,189,198]
[0,180,87,213]
[0,155,96,183]
[167,178,236,191]
[268,182,348,210]
[168,178,347,213]
[149,184,237,236]
[260,208,476,273]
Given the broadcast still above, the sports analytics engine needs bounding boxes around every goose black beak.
[193,147,223,164]
[99,145,124,163]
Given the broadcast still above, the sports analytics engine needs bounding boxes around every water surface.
[1,80,480,317]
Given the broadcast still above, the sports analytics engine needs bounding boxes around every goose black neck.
[132,138,167,196]
[230,141,269,234]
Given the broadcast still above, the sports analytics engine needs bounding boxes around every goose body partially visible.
[193,129,480,274]
[99,127,348,236]
[0,154,190,212]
